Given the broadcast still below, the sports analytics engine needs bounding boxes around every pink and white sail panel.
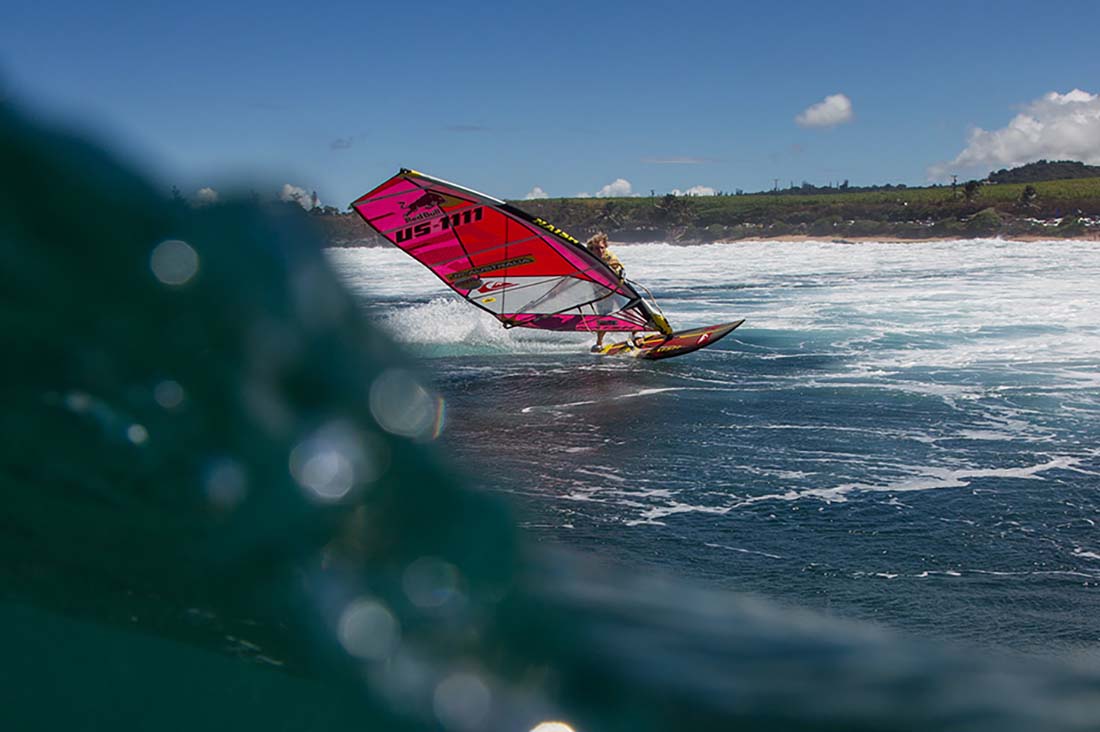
[351,169,669,333]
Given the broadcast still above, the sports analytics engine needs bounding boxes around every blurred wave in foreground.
[2,99,1099,732]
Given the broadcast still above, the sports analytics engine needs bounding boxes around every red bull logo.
[403,191,445,220]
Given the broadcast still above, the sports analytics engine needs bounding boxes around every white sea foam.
[742,455,1080,505]
[370,295,588,355]
[619,239,1100,376]
[860,567,1100,581]
[702,542,785,560]
[327,239,1100,379]
[614,454,1083,525]
[326,246,443,300]
[520,387,682,414]
[379,298,578,350]
[572,466,630,485]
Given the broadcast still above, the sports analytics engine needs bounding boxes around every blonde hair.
[586,232,609,251]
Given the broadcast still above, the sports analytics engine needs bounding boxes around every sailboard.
[350,169,743,359]
[595,319,745,360]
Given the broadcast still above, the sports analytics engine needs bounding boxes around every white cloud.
[524,186,549,200]
[280,183,319,209]
[671,185,717,196]
[596,178,633,197]
[930,89,1100,178]
[195,187,219,205]
[796,93,853,128]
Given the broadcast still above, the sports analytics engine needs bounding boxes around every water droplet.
[531,723,576,732]
[433,672,490,731]
[204,458,248,510]
[289,421,387,502]
[369,369,445,440]
[150,239,199,286]
[127,424,148,445]
[154,379,185,409]
[337,598,399,661]
[64,391,91,413]
[403,557,463,611]
[296,448,353,499]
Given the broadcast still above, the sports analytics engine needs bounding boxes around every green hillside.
[508,177,1100,242]
[988,160,1100,184]
[316,168,1100,246]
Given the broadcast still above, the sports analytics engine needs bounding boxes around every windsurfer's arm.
[606,253,625,278]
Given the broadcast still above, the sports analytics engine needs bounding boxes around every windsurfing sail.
[350,169,673,334]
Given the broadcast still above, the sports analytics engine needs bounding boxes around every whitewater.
[327,239,1100,653]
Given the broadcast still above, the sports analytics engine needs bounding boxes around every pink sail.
[351,169,671,334]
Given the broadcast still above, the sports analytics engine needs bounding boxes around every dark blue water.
[11,102,1099,730]
[330,239,1100,655]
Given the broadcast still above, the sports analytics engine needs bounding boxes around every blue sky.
[4,0,1100,207]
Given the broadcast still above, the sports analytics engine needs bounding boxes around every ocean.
[328,238,1100,656]
[10,100,1100,729]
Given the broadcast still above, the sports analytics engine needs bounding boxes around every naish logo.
[447,256,535,283]
[533,217,580,245]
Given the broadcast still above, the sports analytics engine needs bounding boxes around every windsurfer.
[587,232,623,278]
[353,170,741,360]
[586,233,638,351]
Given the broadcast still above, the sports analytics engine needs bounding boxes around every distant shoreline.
[703,233,1100,245]
[315,210,1100,249]
[317,166,1100,247]
[324,231,1100,248]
